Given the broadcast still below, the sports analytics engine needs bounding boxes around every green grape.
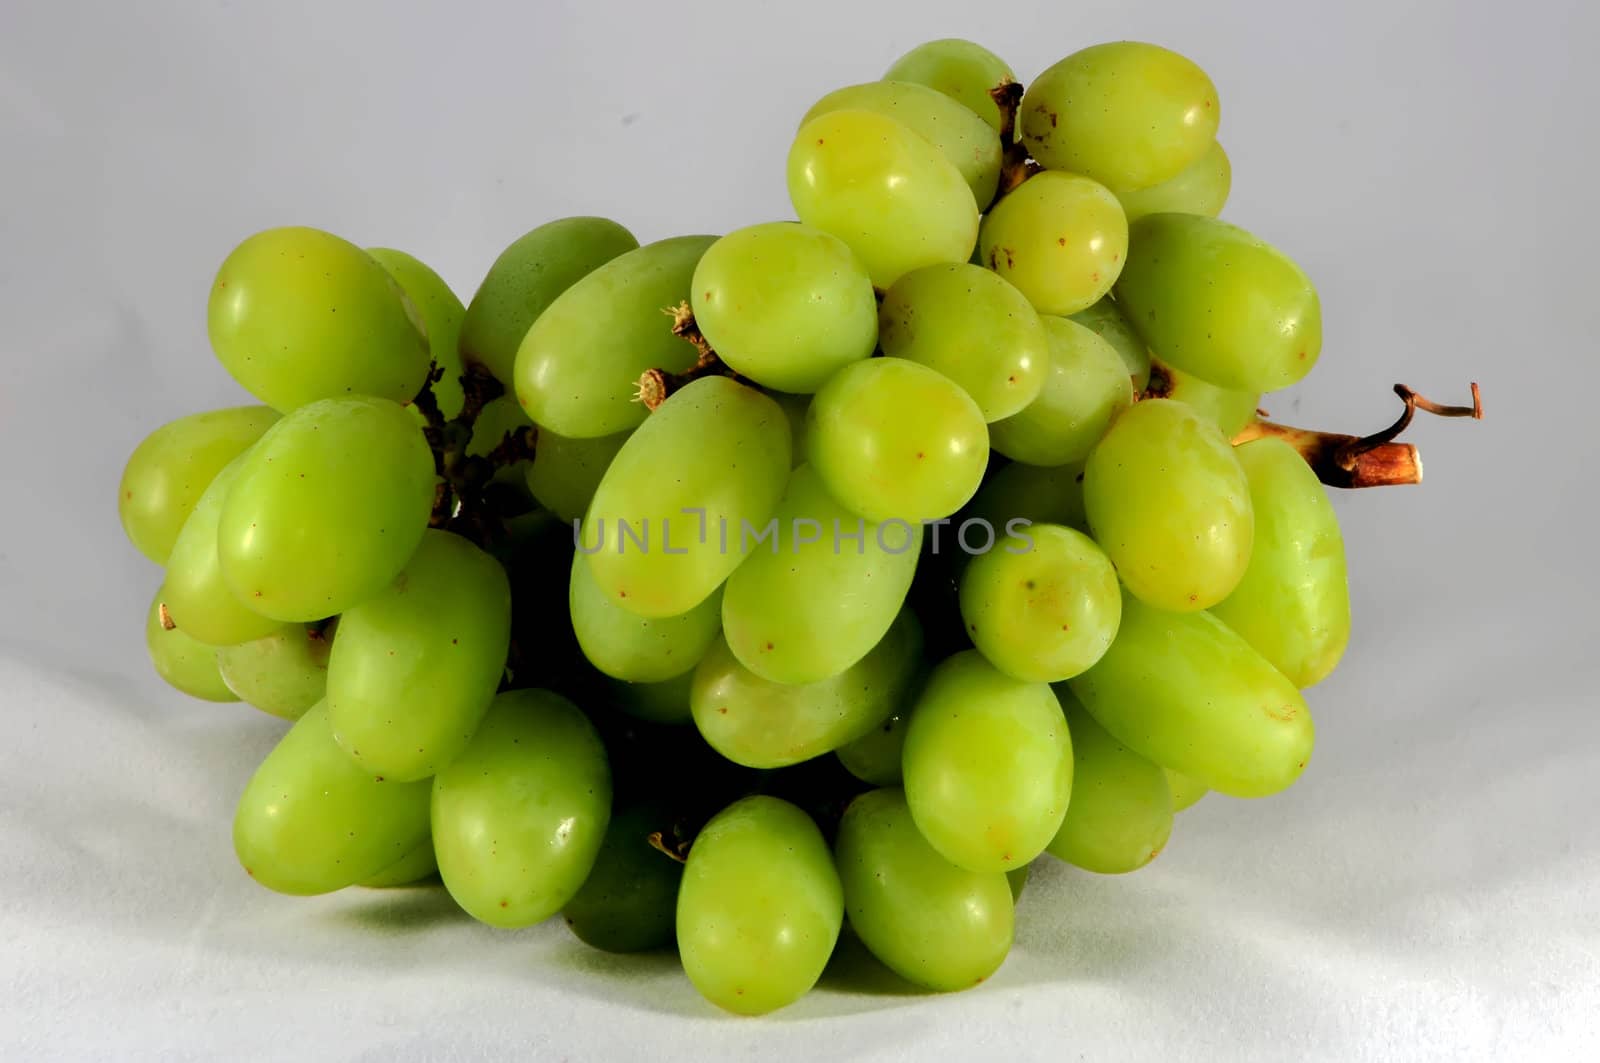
[787,109,978,288]
[807,358,987,523]
[233,703,432,895]
[118,406,279,564]
[979,171,1128,316]
[963,460,1086,533]
[1067,591,1314,798]
[1021,42,1220,190]
[161,457,284,647]
[207,227,431,412]
[689,222,877,393]
[145,591,238,702]
[464,394,537,498]
[562,801,684,953]
[772,391,811,468]
[1166,769,1208,812]
[989,316,1134,465]
[571,551,723,682]
[581,377,791,618]
[1082,398,1253,612]
[460,217,639,389]
[1069,297,1151,390]
[432,689,612,927]
[676,795,842,1015]
[722,465,921,684]
[1115,141,1231,224]
[525,429,630,521]
[835,698,914,786]
[835,788,1013,991]
[218,396,436,622]
[1147,358,1260,438]
[1046,689,1173,874]
[691,611,921,769]
[359,834,438,887]
[327,530,512,781]
[878,263,1046,421]
[959,523,1121,682]
[1115,213,1322,392]
[1211,437,1351,688]
[1006,864,1029,902]
[802,81,1002,207]
[516,235,716,438]
[607,671,695,725]
[368,247,467,420]
[216,622,332,720]
[884,38,1016,133]
[902,650,1072,872]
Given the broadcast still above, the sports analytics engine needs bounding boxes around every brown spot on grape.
[124,491,132,499]
[764,641,774,651]
[500,900,509,908]
[1057,237,1067,247]
[1265,703,1299,722]
[717,706,728,715]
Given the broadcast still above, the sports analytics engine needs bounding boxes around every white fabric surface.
[3,0,1598,1058]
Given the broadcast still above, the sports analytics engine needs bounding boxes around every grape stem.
[411,362,539,538]
[646,830,690,864]
[635,302,741,411]
[989,80,1041,205]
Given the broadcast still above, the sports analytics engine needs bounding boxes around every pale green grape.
[571,551,723,682]
[689,222,877,393]
[1047,689,1173,874]
[902,650,1072,872]
[979,172,1128,316]
[1166,769,1208,812]
[989,316,1134,465]
[1067,591,1314,797]
[218,396,436,622]
[327,530,512,781]
[233,703,432,895]
[1021,42,1220,190]
[359,835,438,887]
[962,461,1086,533]
[807,358,987,523]
[960,523,1121,682]
[884,38,1016,132]
[677,795,842,1015]
[1147,358,1260,438]
[145,591,238,702]
[216,622,331,720]
[878,263,1046,421]
[1116,214,1322,392]
[525,429,630,521]
[1115,141,1231,223]
[607,671,695,725]
[119,406,278,564]
[460,217,639,388]
[161,457,284,647]
[802,81,1002,207]
[1083,398,1253,612]
[691,611,921,769]
[835,701,914,786]
[835,787,1013,991]
[1211,437,1351,688]
[516,235,716,438]
[432,689,611,927]
[562,801,684,953]
[368,247,467,419]
[208,227,430,412]
[1069,297,1150,389]
[722,465,921,684]
[582,377,791,618]
[787,109,978,288]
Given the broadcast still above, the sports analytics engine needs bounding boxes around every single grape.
[979,172,1128,316]
[787,109,978,288]
[1166,769,1208,812]
[835,787,1013,991]
[835,702,913,786]
[883,38,1016,133]
[571,551,723,683]
[431,689,612,927]
[562,801,684,953]
[233,703,432,895]
[582,377,791,618]
[878,263,1046,421]
[525,428,630,522]
[161,457,285,647]
[216,622,332,720]
[902,650,1072,872]
[989,316,1134,466]
[607,671,695,725]
[1046,689,1173,874]
[515,235,716,438]
[1116,213,1322,392]
[359,835,438,888]
[1067,590,1314,798]
[807,358,988,524]
[1069,297,1151,390]
[460,217,639,389]
[217,396,436,622]
[676,795,842,1015]
[1021,42,1220,190]
[1115,141,1232,224]
[962,460,1087,533]
[207,227,430,411]
[118,406,279,564]
[144,591,239,702]
[1211,437,1351,688]
[1083,398,1253,612]
[1146,358,1260,438]
[368,247,467,419]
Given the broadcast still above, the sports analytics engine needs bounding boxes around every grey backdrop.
[2,0,1596,1059]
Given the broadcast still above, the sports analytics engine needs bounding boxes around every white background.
[3,0,1598,1059]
